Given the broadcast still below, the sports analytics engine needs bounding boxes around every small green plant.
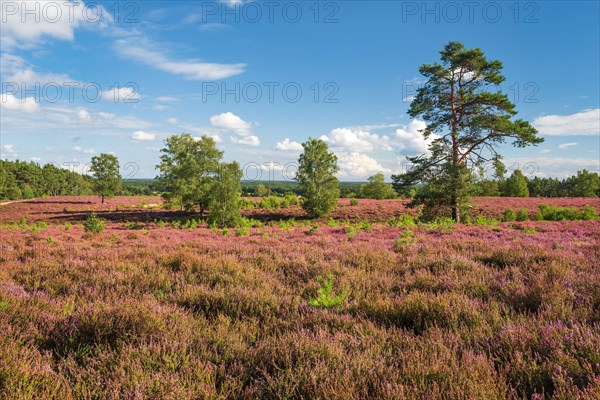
[46,237,55,244]
[83,214,105,234]
[357,220,372,232]
[308,274,347,309]
[327,218,338,228]
[64,222,72,231]
[424,217,454,232]
[387,215,416,227]
[503,208,516,222]
[516,208,529,221]
[393,229,417,250]
[474,215,500,226]
[235,226,250,236]
[221,228,231,236]
[552,241,565,250]
[523,227,537,236]
[350,199,359,206]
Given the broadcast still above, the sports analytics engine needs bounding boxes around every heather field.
[1,197,599,399]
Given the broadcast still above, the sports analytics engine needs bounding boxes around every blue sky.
[1,0,598,181]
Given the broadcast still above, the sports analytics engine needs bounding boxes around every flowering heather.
[0,197,599,398]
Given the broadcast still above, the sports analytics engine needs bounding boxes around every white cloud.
[533,109,600,136]
[321,127,391,152]
[539,149,551,154]
[0,0,110,49]
[1,144,18,158]
[30,156,41,161]
[337,152,391,178]
[231,135,260,146]
[152,105,168,111]
[114,39,245,80]
[210,112,252,135]
[167,117,178,125]
[131,130,156,142]
[77,108,91,122]
[98,112,116,119]
[394,119,434,155]
[558,142,578,149]
[1,53,75,86]
[276,138,303,151]
[102,87,140,102]
[506,157,600,178]
[72,146,95,154]
[0,93,40,113]
[209,112,259,146]
[154,96,179,102]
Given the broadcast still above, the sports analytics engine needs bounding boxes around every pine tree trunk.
[102,195,105,204]
[451,127,461,224]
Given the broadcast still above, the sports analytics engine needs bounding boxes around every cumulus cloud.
[210,112,260,146]
[394,119,435,155]
[321,127,391,152]
[533,109,600,136]
[336,152,391,178]
[0,93,40,113]
[0,0,110,49]
[210,112,252,135]
[1,144,18,158]
[102,87,140,102]
[131,130,156,142]
[114,39,245,80]
[276,138,303,151]
[231,135,260,147]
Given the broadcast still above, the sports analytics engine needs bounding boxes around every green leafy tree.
[207,162,242,227]
[254,183,270,197]
[296,138,340,218]
[503,170,529,197]
[571,170,600,197]
[392,41,542,222]
[90,153,122,203]
[359,173,397,199]
[157,133,223,214]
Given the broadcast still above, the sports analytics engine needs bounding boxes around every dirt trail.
[0,200,26,207]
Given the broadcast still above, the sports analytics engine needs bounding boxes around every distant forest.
[0,159,598,201]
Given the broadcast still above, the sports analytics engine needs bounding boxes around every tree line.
[2,42,597,222]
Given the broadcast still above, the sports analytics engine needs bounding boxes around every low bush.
[503,208,516,222]
[536,204,598,221]
[83,214,105,233]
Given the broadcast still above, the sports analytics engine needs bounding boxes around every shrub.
[536,204,598,221]
[393,229,417,250]
[516,208,529,221]
[474,215,499,226]
[387,214,416,227]
[64,222,72,231]
[235,226,250,237]
[83,214,105,233]
[308,274,347,309]
[350,199,359,206]
[503,208,516,222]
